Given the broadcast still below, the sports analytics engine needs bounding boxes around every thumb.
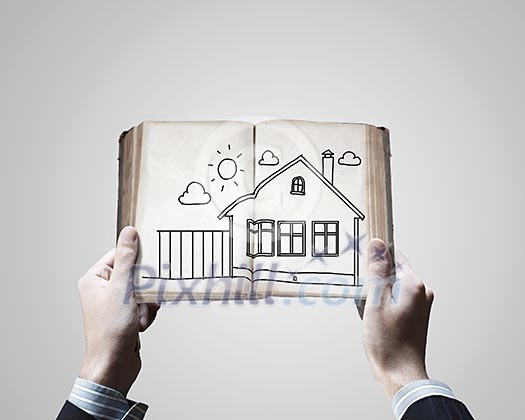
[111,226,139,288]
[365,238,394,308]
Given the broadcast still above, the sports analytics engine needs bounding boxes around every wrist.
[376,367,429,399]
[80,350,140,396]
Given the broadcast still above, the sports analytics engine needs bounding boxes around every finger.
[395,250,427,291]
[394,250,415,275]
[368,239,393,278]
[365,238,394,308]
[88,249,115,281]
[96,248,116,269]
[138,303,161,332]
[79,249,116,293]
[393,252,427,306]
[111,226,139,288]
[394,272,431,308]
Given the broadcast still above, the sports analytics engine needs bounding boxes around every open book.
[118,120,393,302]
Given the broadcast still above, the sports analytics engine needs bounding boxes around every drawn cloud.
[178,182,211,205]
[258,150,279,166]
[338,150,362,166]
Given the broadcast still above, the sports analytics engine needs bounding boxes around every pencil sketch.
[178,182,211,205]
[208,143,244,191]
[258,150,280,166]
[146,149,365,292]
[338,150,362,166]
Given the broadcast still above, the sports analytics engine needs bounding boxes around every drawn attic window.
[312,221,339,257]
[247,219,275,257]
[290,176,305,195]
[277,221,306,256]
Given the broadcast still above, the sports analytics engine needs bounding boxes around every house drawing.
[148,149,365,289]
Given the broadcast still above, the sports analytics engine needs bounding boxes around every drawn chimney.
[321,149,334,184]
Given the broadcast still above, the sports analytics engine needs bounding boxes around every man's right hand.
[359,239,434,399]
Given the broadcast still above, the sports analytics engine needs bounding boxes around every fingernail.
[120,226,138,243]
[370,239,387,255]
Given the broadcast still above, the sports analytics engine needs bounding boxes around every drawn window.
[247,219,274,257]
[278,221,306,256]
[247,220,258,257]
[312,221,339,256]
[290,176,305,195]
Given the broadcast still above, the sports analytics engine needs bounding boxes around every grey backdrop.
[1,1,523,419]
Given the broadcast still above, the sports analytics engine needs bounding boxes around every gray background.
[1,1,523,419]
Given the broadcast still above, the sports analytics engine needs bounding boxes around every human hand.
[358,238,434,399]
[77,226,160,396]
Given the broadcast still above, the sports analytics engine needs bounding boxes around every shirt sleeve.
[68,377,148,420]
[392,379,459,420]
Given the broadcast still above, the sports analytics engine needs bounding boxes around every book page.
[131,121,255,302]
[243,120,385,298]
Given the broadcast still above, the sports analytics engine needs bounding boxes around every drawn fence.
[157,229,232,279]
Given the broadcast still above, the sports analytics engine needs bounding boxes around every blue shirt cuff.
[68,377,148,420]
[392,379,457,420]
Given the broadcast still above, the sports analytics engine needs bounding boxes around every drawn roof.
[217,155,365,220]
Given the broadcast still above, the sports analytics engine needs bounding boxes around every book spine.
[116,125,143,240]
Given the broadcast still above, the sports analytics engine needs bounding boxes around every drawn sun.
[208,144,244,191]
